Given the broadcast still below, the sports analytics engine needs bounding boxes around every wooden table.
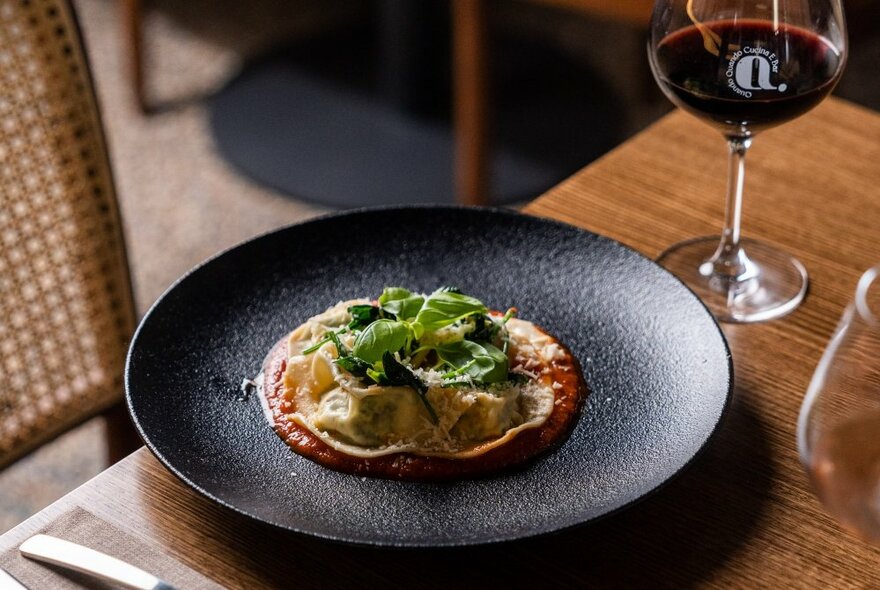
[3,97,880,588]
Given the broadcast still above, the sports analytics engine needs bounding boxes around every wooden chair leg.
[121,0,147,113]
[104,400,142,464]
[451,0,490,206]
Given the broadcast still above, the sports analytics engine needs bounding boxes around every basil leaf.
[383,295,425,321]
[478,343,510,383]
[436,340,509,384]
[382,351,437,424]
[353,319,410,364]
[377,287,424,321]
[480,342,509,383]
[435,339,480,369]
[378,287,411,305]
[347,304,380,330]
[415,291,488,331]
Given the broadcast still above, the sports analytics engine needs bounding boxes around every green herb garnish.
[302,327,348,354]
[377,287,425,321]
[414,290,487,331]
[334,355,372,378]
[353,319,411,364]
[436,340,509,384]
[347,304,381,330]
[304,286,518,423]
[381,351,437,424]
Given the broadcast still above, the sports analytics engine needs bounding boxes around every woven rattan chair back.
[0,0,136,467]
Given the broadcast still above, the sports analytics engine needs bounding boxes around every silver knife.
[19,534,177,590]
[0,566,29,589]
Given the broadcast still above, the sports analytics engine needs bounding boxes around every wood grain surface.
[3,98,880,588]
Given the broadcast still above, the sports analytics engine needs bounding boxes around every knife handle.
[19,534,177,590]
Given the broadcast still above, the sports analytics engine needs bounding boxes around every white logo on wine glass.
[726,47,788,98]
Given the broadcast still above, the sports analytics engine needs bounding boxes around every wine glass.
[798,266,880,543]
[647,0,847,322]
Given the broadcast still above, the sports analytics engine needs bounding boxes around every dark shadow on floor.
[206,19,627,207]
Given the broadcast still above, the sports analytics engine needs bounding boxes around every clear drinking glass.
[648,0,847,322]
[798,266,880,544]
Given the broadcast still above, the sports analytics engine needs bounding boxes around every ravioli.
[257,288,588,480]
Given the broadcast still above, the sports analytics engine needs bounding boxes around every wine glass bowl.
[647,0,847,322]
[798,266,880,544]
[649,5,846,137]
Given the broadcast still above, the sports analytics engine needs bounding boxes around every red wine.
[654,19,843,134]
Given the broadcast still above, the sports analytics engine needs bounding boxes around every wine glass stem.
[703,137,759,283]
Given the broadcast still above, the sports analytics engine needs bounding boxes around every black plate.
[125,206,732,547]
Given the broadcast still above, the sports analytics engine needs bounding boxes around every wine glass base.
[657,236,808,323]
